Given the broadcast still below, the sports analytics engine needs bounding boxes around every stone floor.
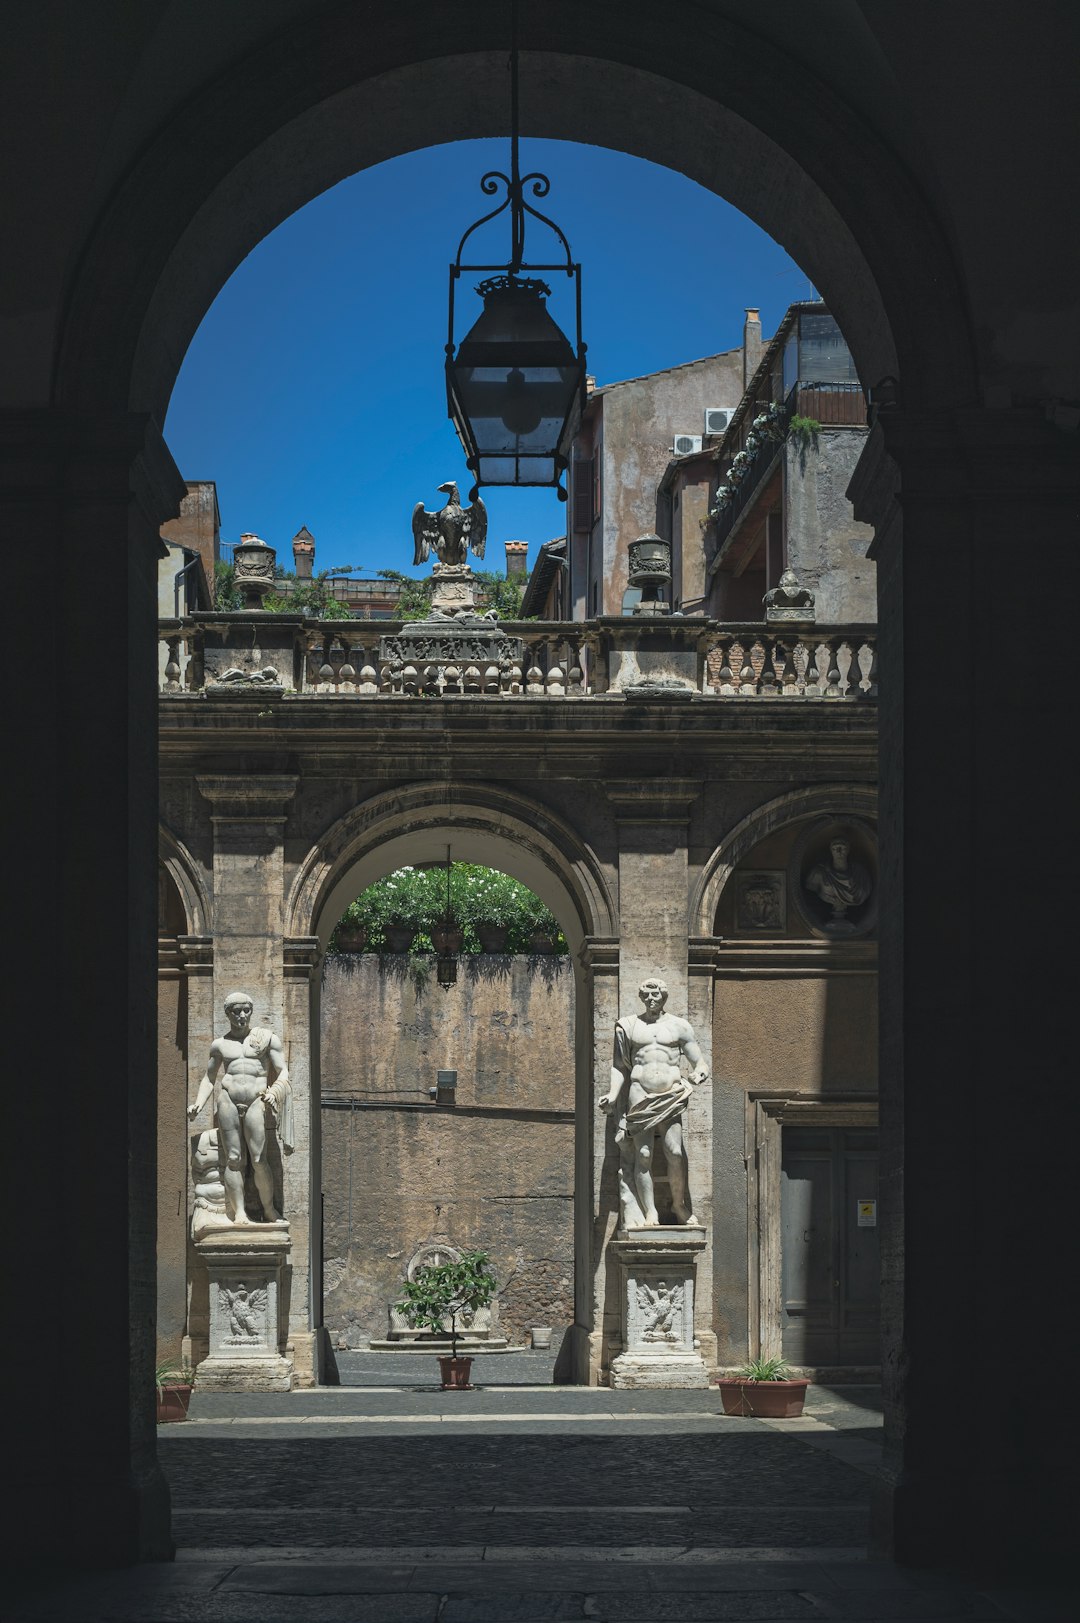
[11,1384,1072,1621]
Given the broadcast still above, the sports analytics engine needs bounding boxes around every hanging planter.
[431,921,465,954]
[383,921,416,953]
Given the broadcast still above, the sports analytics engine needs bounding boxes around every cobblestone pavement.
[11,1387,1071,1621]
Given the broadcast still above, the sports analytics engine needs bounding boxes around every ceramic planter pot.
[530,1326,552,1349]
[528,929,557,954]
[335,926,367,952]
[476,922,509,952]
[431,922,464,953]
[156,1382,193,1423]
[714,1378,809,1418]
[437,1355,474,1390]
[383,923,416,953]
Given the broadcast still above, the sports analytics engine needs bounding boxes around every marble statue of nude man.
[187,992,294,1224]
[600,978,709,1229]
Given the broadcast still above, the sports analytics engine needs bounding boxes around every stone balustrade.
[158,615,877,701]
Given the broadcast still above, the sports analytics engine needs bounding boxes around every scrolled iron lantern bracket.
[445,6,586,499]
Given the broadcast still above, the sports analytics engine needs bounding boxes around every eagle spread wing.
[412,502,439,566]
[463,495,488,561]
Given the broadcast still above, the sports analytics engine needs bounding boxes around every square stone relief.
[736,870,787,933]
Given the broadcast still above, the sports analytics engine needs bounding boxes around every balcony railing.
[709,379,868,556]
[159,617,877,702]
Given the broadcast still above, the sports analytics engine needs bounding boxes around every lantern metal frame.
[445,5,586,499]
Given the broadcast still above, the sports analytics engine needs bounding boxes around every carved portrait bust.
[790,816,877,938]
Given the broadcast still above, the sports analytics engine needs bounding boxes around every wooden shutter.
[572,459,594,532]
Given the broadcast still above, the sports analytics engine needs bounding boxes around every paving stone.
[440,1595,587,1621]
[809,1590,1014,1619]
[581,1590,822,1619]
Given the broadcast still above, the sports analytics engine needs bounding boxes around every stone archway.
[16,2,1072,1579]
[287,782,617,1384]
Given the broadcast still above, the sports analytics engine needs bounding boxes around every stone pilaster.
[578,938,620,1384]
[283,935,322,1386]
[196,774,298,1027]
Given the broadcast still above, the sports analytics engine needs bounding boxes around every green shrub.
[327,864,566,955]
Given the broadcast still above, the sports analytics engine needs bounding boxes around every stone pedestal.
[194,1223,293,1391]
[609,1226,708,1389]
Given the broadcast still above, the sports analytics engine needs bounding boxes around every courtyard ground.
[11,1383,1071,1621]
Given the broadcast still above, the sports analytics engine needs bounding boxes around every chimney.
[743,307,763,389]
[504,540,529,579]
[292,525,315,579]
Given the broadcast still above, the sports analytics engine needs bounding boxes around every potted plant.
[394,1248,498,1390]
[714,1355,809,1418]
[155,1359,195,1424]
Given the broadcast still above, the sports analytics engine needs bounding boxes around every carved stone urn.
[232,533,277,610]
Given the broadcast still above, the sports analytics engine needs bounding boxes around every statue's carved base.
[194,1223,293,1392]
[608,1226,709,1389]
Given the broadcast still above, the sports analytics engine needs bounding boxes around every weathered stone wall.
[599,349,745,611]
[784,429,877,622]
[320,954,575,1346]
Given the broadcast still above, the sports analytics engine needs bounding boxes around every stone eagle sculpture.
[412,481,488,567]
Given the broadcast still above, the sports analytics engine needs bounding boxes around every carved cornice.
[713,938,877,978]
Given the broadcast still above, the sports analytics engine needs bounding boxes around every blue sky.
[165,140,806,577]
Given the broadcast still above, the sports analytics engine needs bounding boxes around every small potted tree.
[394,1248,498,1390]
[714,1355,810,1418]
[155,1359,195,1423]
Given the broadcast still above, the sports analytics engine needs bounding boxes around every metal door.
[780,1126,879,1364]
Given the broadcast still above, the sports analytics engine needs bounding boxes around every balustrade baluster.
[464,664,482,693]
[759,638,778,694]
[715,636,735,695]
[780,641,799,694]
[738,640,757,694]
[546,663,565,697]
[526,664,545,696]
[484,665,501,694]
[338,642,357,693]
[862,639,878,698]
[163,636,182,693]
[824,639,843,698]
[804,641,822,696]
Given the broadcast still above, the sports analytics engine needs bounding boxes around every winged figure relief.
[221,1283,266,1339]
[412,482,488,567]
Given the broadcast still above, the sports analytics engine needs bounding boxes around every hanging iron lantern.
[445,7,586,498]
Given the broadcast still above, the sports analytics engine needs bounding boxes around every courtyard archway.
[22,1,1067,1582]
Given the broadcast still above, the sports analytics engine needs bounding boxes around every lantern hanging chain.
[452,0,575,278]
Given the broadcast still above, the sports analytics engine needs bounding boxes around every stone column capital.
[605,779,702,824]
[197,774,298,822]
[284,936,321,978]
[0,405,185,528]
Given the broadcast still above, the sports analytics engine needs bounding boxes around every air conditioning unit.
[672,434,702,456]
[704,407,734,436]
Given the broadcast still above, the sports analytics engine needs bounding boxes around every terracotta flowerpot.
[156,1382,193,1423]
[437,1355,474,1390]
[476,922,508,953]
[714,1378,809,1418]
[431,923,464,953]
[335,927,367,952]
[383,923,415,953]
[529,930,557,954]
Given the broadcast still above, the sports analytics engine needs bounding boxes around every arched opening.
[317,857,577,1382]
[284,784,617,1388]
[30,4,1054,1583]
